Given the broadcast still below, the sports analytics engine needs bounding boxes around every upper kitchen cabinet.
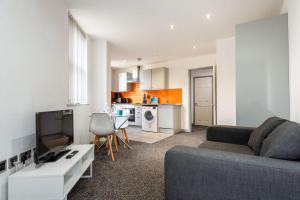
[140,69,152,90]
[118,72,132,92]
[151,67,168,90]
[111,69,119,92]
[140,67,168,90]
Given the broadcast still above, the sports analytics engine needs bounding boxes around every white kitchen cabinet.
[111,69,119,92]
[151,67,168,90]
[135,105,142,126]
[118,72,132,92]
[140,69,152,90]
[158,104,181,134]
[140,67,168,90]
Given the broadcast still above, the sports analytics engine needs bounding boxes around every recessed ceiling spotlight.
[205,13,213,20]
[193,45,197,49]
[169,24,175,30]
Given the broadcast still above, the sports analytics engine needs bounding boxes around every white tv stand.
[8,144,94,200]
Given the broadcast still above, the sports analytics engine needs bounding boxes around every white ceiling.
[67,0,283,67]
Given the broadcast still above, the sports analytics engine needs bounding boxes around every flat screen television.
[34,109,74,164]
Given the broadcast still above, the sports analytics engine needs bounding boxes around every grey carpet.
[68,128,206,200]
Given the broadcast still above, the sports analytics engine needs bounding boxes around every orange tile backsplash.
[112,83,182,104]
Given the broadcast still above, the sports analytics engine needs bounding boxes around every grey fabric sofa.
[165,125,300,200]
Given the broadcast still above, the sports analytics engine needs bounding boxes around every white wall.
[281,0,288,13]
[0,1,69,199]
[0,1,110,199]
[145,55,216,132]
[89,38,111,113]
[236,14,289,126]
[288,0,300,123]
[216,37,236,125]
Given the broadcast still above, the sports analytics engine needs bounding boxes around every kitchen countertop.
[158,104,182,106]
[112,103,182,106]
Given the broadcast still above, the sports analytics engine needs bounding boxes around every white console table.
[8,144,94,200]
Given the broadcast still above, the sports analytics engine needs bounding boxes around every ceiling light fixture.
[169,24,175,30]
[193,45,197,49]
[205,13,212,20]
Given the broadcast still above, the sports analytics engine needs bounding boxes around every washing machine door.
[144,110,155,123]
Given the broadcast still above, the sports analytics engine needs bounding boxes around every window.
[68,14,88,105]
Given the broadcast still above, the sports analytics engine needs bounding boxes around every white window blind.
[69,14,88,105]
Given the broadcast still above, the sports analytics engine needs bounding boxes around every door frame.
[193,75,214,126]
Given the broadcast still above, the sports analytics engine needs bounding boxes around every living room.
[1,0,300,200]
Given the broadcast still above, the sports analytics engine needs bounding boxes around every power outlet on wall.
[20,150,32,164]
[0,160,6,174]
[8,155,18,169]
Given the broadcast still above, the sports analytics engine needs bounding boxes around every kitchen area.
[111,65,182,139]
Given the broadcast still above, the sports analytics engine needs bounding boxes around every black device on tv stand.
[65,150,79,159]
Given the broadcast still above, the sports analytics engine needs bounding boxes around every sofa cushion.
[260,121,300,160]
[199,141,254,155]
[248,117,286,155]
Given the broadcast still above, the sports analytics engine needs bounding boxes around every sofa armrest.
[207,125,254,145]
[165,146,300,200]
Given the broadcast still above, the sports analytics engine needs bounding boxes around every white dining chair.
[89,113,118,161]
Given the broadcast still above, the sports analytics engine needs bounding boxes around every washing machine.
[142,105,158,132]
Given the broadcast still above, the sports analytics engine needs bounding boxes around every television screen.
[35,110,73,162]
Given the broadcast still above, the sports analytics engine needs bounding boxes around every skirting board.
[180,129,191,133]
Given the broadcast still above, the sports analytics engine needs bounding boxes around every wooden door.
[194,77,213,126]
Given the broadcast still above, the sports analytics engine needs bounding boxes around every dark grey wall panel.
[236,14,289,126]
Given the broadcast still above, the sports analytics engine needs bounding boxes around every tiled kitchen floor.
[123,126,173,144]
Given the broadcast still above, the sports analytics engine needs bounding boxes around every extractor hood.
[127,65,141,83]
